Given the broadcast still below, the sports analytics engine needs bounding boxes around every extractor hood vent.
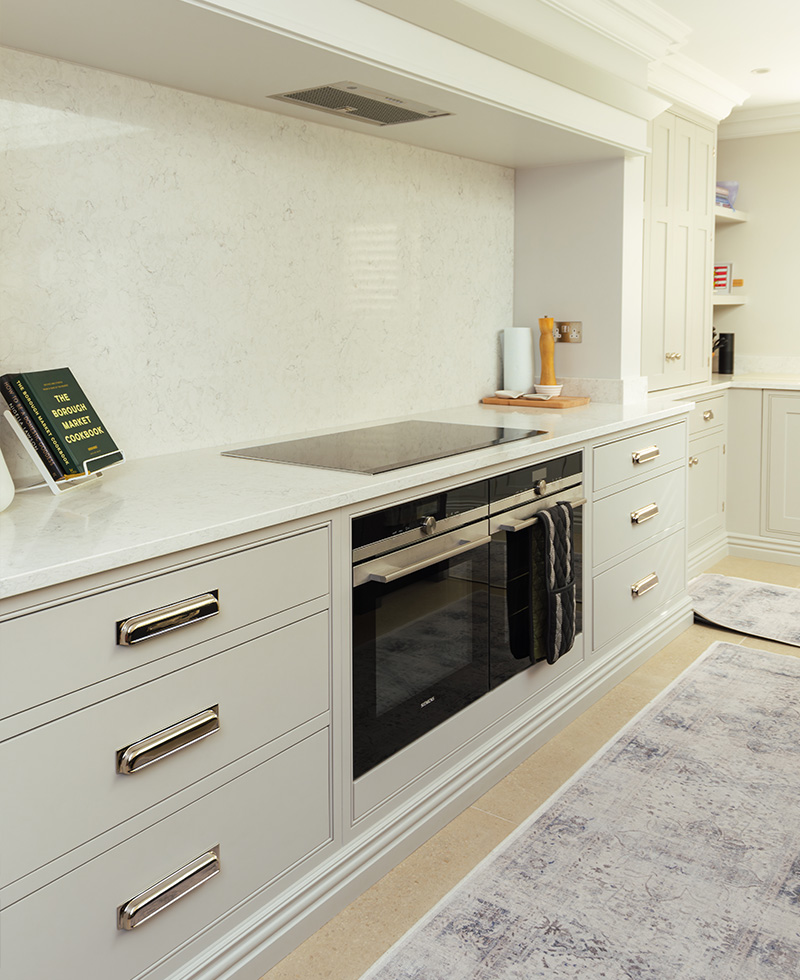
[268,81,452,126]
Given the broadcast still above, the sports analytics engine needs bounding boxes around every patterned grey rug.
[359,642,800,980]
[690,573,800,646]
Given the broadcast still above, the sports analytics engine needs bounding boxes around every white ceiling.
[655,0,800,109]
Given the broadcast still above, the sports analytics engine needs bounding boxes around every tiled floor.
[260,557,800,980]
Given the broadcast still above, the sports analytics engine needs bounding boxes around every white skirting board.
[727,531,800,567]
[688,529,729,578]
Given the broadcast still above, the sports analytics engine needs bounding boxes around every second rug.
[690,572,800,646]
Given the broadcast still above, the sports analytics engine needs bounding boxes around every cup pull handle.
[631,446,660,464]
[116,706,220,774]
[630,503,659,525]
[117,592,220,645]
[118,845,221,931]
[631,572,659,597]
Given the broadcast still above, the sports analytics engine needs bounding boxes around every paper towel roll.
[502,327,534,392]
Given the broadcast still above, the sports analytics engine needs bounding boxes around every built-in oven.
[489,452,583,686]
[351,453,584,780]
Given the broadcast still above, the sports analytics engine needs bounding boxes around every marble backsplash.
[0,49,514,475]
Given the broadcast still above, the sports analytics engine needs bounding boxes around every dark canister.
[717,332,734,374]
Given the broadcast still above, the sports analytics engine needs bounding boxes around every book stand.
[3,410,125,495]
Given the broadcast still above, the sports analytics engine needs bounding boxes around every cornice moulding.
[357,0,670,120]
[719,103,800,140]
[648,52,750,123]
[539,0,690,61]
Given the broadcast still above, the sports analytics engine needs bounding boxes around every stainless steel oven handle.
[498,497,587,533]
[360,534,492,585]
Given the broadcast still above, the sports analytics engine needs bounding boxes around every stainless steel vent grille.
[269,82,451,127]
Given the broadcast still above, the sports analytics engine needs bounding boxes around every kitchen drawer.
[0,728,331,980]
[593,467,686,567]
[0,525,329,720]
[593,423,685,492]
[1,611,329,888]
[592,530,685,650]
[687,393,727,438]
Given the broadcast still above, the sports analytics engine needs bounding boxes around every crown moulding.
[648,52,751,123]
[719,103,800,140]
[537,0,690,61]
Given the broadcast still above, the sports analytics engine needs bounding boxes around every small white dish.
[535,384,562,397]
[494,389,530,399]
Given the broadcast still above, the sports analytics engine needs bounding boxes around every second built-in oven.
[351,452,583,780]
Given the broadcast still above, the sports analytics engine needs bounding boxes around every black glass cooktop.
[222,421,547,475]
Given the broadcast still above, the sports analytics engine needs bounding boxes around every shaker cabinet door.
[642,111,715,392]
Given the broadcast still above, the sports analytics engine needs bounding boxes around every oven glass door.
[352,533,490,779]
[490,501,583,687]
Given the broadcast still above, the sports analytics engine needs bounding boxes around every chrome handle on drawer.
[117,591,220,645]
[630,502,659,525]
[117,845,221,931]
[631,572,659,597]
[703,410,714,421]
[116,706,220,775]
[631,446,660,465]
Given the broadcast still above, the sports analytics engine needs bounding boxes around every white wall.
[716,132,800,372]
[0,49,514,473]
[514,156,646,401]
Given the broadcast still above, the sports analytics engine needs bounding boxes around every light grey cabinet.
[686,392,727,573]
[0,526,333,980]
[591,421,688,652]
[763,391,800,537]
[642,110,716,391]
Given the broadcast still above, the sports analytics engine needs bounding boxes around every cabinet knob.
[703,410,714,421]
[688,456,699,466]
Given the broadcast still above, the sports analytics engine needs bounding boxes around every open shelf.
[714,205,748,223]
[713,294,748,306]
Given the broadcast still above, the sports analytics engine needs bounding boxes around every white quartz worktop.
[0,399,690,603]
[671,373,800,397]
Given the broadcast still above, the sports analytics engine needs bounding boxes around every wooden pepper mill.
[538,316,557,386]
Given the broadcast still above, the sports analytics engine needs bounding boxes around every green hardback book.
[9,368,123,476]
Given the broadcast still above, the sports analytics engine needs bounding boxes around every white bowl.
[534,384,562,396]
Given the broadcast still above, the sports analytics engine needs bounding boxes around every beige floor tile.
[260,806,513,980]
[739,635,800,658]
[259,558,800,980]
[706,556,800,588]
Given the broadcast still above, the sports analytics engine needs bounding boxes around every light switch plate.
[555,321,582,343]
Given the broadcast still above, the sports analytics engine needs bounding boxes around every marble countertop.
[0,399,689,603]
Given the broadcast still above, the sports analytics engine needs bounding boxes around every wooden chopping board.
[482,395,590,409]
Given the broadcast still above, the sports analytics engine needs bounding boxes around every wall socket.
[555,321,582,343]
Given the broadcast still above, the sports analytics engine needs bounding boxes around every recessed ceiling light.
[751,67,771,75]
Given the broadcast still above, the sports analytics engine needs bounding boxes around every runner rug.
[360,642,800,980]
[690,573,800,646]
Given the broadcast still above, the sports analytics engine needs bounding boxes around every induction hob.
[222,420,547,475]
